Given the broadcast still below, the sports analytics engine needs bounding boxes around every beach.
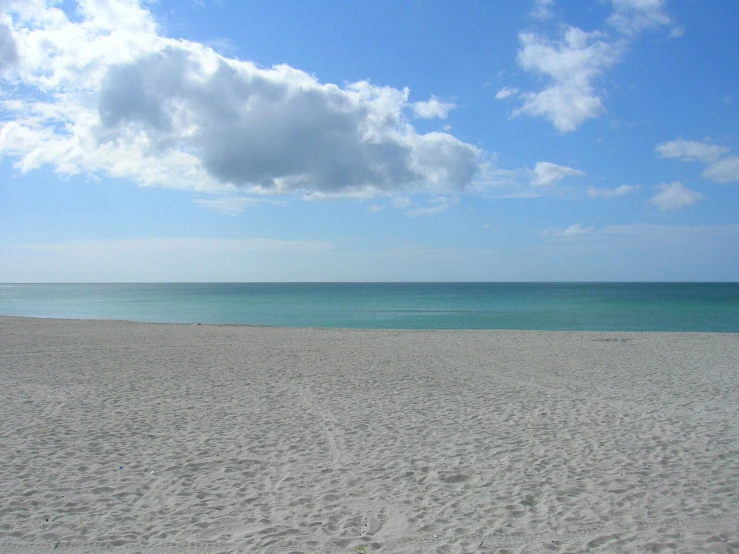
[1,316,738,553]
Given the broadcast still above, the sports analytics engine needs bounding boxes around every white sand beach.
[1,316,738,553]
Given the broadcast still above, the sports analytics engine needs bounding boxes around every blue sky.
[0,0,738,281]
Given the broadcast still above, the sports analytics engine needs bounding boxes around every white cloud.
[562,223,592,236]
[411,96,456,119]
[530,161,585,187]
[655,139,729,163]
[202,37,239,55]
[512,27,621,132]
[608,0,674,36]
[494,87,519,100]
[0,1,481,200]
[507,1,679,132]
[391,196,411,208]
[406,196,458,217]
[470,163,583,199]
[531,0,554,20]
[587,184,640,198]
[194,196,257,215]
[702,156,739,184]
[649,181,704,211]
[656,139,739,184]
[542,223,593,237]
[367,204,384,213]
[0,21,18,73]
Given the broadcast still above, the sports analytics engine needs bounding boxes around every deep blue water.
[0,283,738,332]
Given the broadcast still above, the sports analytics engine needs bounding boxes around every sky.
[0,0,738,282]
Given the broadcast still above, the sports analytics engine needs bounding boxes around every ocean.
[0,283,737,332]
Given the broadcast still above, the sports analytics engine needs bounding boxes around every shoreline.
[1,314,737,334]
[3,282,738,334]
[1,317,738,552]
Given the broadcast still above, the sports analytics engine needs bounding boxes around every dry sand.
[0,316,738,553]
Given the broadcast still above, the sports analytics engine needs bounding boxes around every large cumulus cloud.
[96,47,479,194]
[0,0,481,197]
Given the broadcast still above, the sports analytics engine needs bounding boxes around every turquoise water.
[0,283,738,332]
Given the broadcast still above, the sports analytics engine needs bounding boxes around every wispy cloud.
[542,223,593,237]
[656,139,739,184]
[587,184,640,198]
[530,0,555,20]
[407,196,458,217]
[202,37,239,55]
[0,237,505,282]
[194,196,258,215]
[527,223,739,281]
[392,196,411,209]
[471,162,586,199]
[530,162,585,187]
[494,87,519,100]
[608,0,677,36]
[3,225,738,282]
